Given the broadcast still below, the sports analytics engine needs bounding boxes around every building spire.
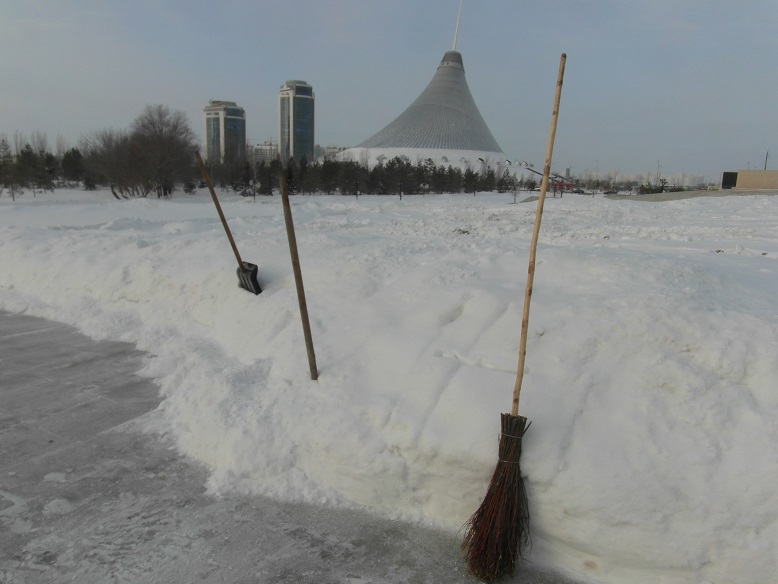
[452,0,464,51]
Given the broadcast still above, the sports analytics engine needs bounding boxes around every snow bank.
[1,188,777,583]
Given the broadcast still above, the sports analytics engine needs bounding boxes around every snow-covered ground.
[1,187,776,583]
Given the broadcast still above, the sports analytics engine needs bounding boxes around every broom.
[461,53,567,582]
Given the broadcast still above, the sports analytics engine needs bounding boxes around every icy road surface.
[0,310,579,584]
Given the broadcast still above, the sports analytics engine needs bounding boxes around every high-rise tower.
[278,80,315,164]
[203,100,246,164]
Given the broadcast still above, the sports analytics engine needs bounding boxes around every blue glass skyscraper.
[203,100,246,164]
[278,80,315,164]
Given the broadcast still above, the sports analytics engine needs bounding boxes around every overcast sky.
[1,0,775,181]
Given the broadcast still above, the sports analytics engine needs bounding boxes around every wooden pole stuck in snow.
[279,175,319,381]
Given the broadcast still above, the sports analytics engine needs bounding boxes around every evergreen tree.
[479,167,497,193]
[383,157,403,195]
[319,159,338,194]
[0,139,12,192]
[36,151,57,191]
[61,148,85,184]
[367,162,385,194]
[255,160,272,195]
[337,161,361,196]
[496,169,515,193]
[297,155,308,192]
[463,167,479,194]
[447,166,463,193]
[430,164,448,193]
[299,161,320,195]
[16,144,38,191]
[285,158,298,195]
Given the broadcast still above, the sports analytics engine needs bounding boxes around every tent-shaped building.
[338,49,504,169]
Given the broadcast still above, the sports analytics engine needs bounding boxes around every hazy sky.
[1,0,776,181]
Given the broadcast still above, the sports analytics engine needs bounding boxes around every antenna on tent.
[452,0,464,50]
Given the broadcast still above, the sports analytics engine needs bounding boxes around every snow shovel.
[194,151,261,295]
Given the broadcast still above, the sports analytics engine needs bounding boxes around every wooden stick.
[195,151,244,269]
[279,175,319,381]
[512,53,567,416]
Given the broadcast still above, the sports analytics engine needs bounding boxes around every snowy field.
[1,187,776,584]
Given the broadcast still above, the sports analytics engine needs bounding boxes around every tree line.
[2,102,706,200]
[222,156,529,198]
[1,104,198,200]
[1,103,534,200]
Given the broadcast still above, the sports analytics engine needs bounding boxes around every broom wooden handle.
[195,150,244,269]
[512,53,567,417]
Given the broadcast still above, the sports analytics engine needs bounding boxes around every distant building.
[248,140,280,165]
[203,100,246,164]
[722,169,778,191]
[315,145,348,161]
[278,80,315,164]
[338,49,503,169]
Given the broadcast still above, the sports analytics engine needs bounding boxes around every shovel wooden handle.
[512,53,567,416]
[195,151,244,269]
[279,175,319,381]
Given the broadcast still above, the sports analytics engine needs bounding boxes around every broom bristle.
[461,413,531,582]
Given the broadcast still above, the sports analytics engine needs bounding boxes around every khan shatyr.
[339,2,505,169]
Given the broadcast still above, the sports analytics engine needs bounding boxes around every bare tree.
[0,136,11,197]
[12,131,27,155]
[130,104,197,197]
[30,131,49,155]
[82,105,197,199]
[55,135,68,159]
[82,129,153,198]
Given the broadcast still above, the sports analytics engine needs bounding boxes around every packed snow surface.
[1,188,777,583]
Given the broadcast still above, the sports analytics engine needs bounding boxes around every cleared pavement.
[0,310,581,584]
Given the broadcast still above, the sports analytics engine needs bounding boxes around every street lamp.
[507,160,571,195]
[503,160,536,194]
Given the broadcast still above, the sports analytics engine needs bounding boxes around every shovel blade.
[237,261,261,295]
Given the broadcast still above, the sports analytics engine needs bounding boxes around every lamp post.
[476,158,486,196]
[505,160,535,192]
[509,160,571,197]
[504,160,524,203]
